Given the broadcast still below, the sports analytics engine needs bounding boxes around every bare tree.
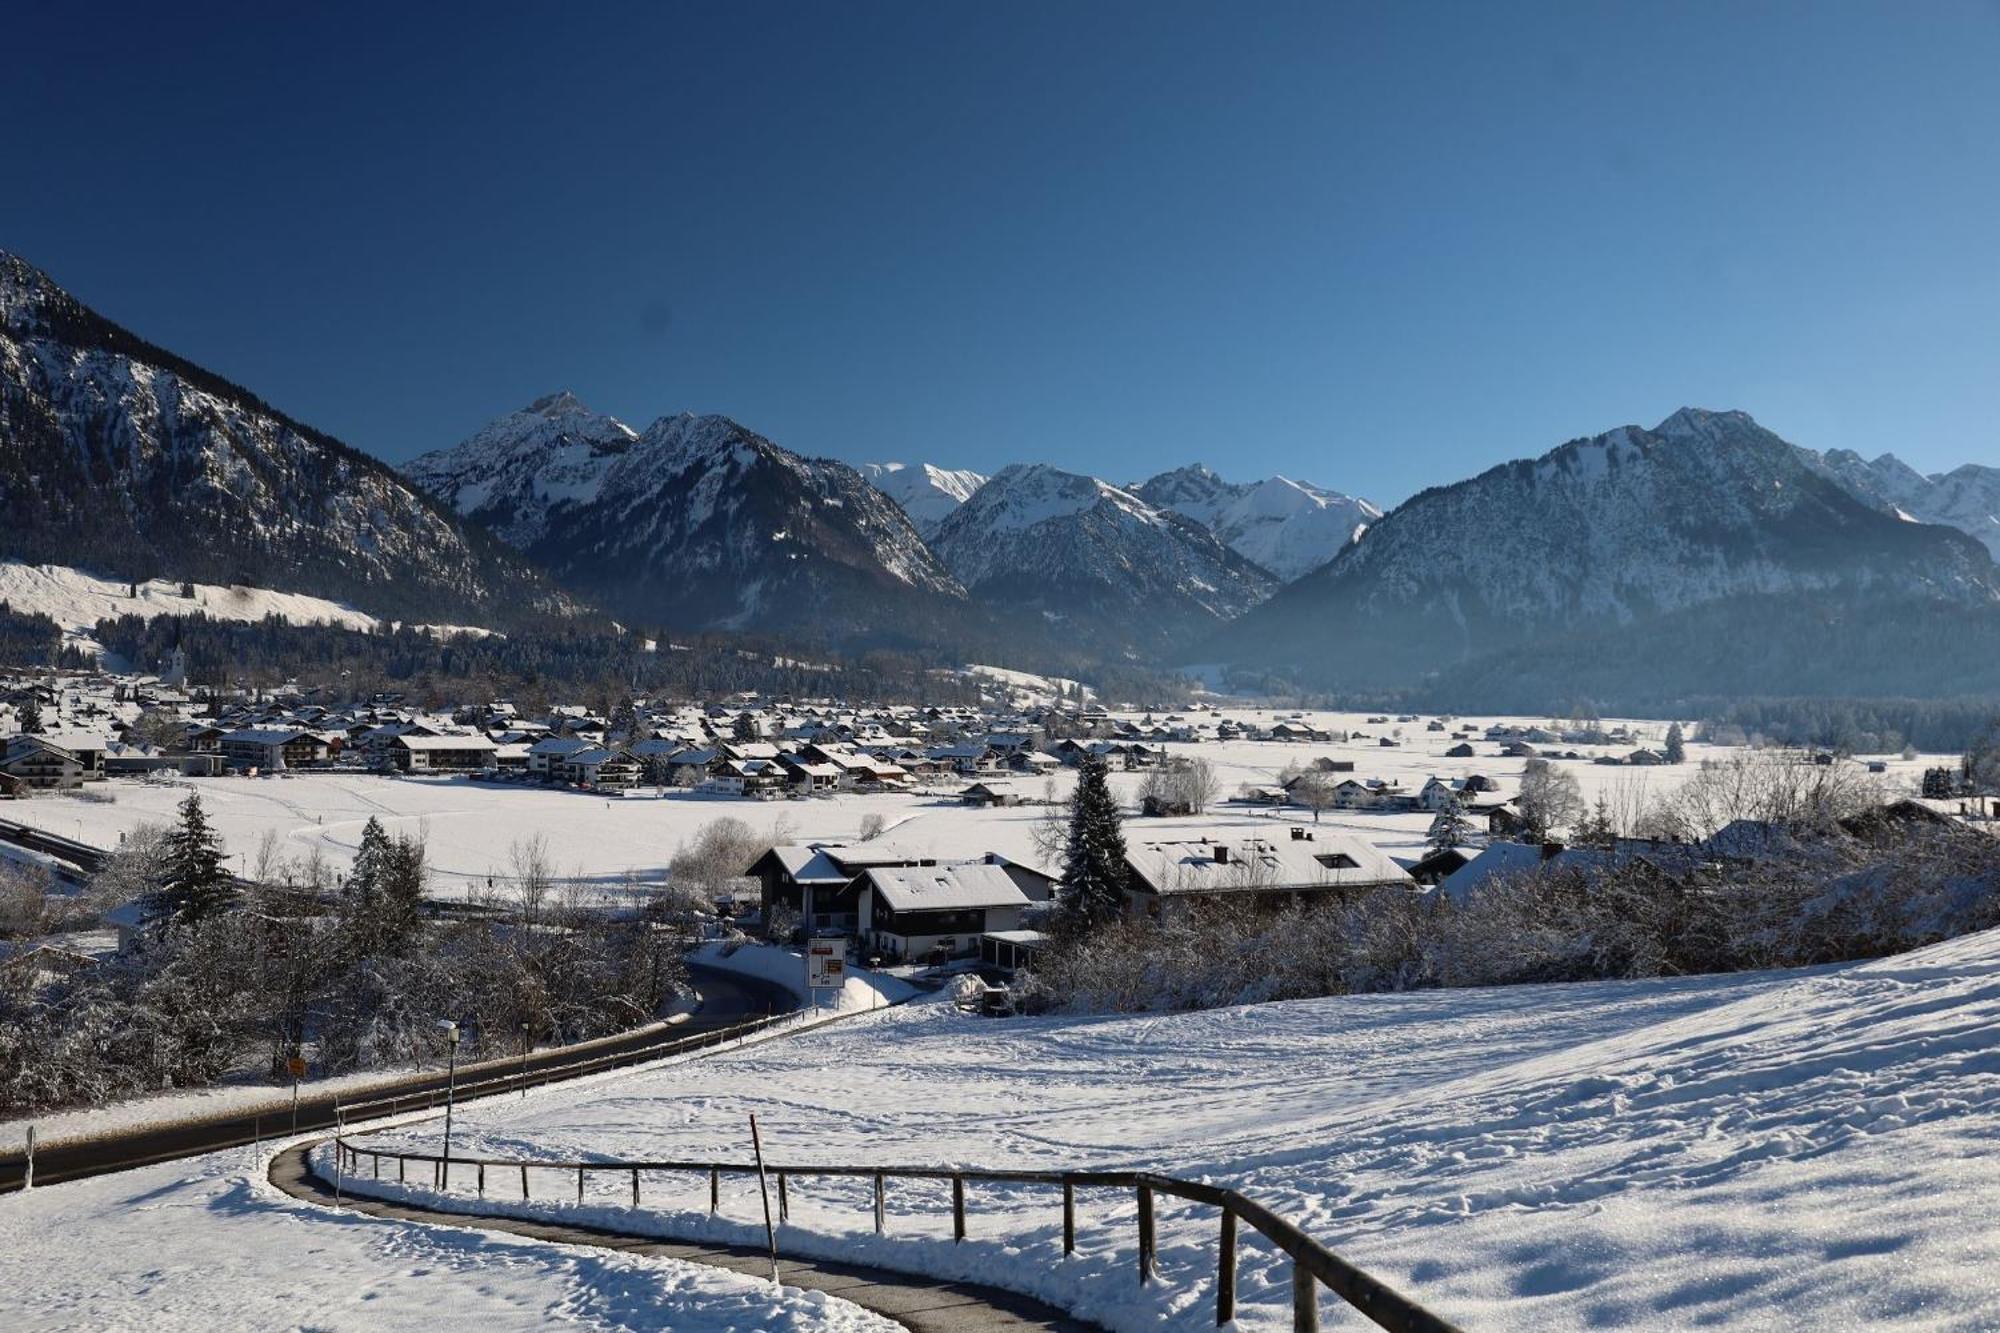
[1518,759,1584,842]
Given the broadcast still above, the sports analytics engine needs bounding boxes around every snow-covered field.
[3,710,1937,899]
[342,926,2000,1331]
[0,1139,897,1332]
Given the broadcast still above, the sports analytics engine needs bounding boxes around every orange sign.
[287,1057,307,1079]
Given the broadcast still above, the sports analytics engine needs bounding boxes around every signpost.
[288,1055,307,1134]
[806,937,846,1011]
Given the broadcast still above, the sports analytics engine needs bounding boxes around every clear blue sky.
[8,2,1997,504]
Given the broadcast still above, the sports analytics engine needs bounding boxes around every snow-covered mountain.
[930,463,1276,656]
[857,462,986,537]
[1214,408,2000,695]
[0,250,557,625]
[1133,464,1381,580]
[408,402,968,638]
[1802,448,2000,560]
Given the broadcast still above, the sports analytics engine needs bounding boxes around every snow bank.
[355,926,2000,1330]
[693,941,917,1012]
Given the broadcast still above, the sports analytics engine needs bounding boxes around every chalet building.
[1122,828,1415,920]
[392,734,499,773]
[560,747,641,790]
[36,733,107,780]
[856,862,1030,963]
[778,754,842,794]
[221,728,332,771]
[527,735,593,775]
[959,780,1020,808]
[0,737,86,791]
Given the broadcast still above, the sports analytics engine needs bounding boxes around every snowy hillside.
[356,925,2000,1330]
[858,462,986,537]
[1217,408,2000,693]
[0,250,561,626]
[930,463,1276,656]
[1134,464,1381,580]
[0,561,494,661]
[408,402,967,640]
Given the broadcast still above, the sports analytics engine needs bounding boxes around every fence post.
[873,1171,885,1234]
[577,1166,585,1205]
[952,1175,966,1242]
[373,1152,380,1180]
[522,1164,530,1199]
[478,1163,486,1198]
[1216,1208,1237,1326]
[24,1125,34,1190]
[777,1172,789,1224]
[1293,1263,1319,1333]
[1063,1180,1075,1255]
[710,1166,720,1214]
[398,1156,406,1184]
[631,1168,640,1208]
[1137,1185,1156,1284]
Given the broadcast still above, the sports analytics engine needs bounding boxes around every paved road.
[0,962,795,1193]
[271,1141,1100,1332]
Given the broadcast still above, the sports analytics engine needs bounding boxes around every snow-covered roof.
[864,863,1030,913]
[394,734,498,751]
[1127,832,1413,897]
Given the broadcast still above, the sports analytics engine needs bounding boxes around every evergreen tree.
[1575,795,1618,849]
[17,696,42,734]
[733,711,758,743]
[1664,722,1687,765]
[610,697,642,743]
[347,816,390,918]
[1055,755,1128,939]
[377,834,426,947]
[1426,794,1473,853]
[153,792,234,929]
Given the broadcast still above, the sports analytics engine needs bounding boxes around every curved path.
[271,1142,1100,1333]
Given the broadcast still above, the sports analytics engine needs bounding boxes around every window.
[1314,852,1358,870]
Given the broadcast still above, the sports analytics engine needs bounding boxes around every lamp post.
[519,1021,531,1099]
[436,1019,461,1185]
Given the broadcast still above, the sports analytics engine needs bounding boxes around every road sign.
[807,938,846,990]
[287,1056,307,1079]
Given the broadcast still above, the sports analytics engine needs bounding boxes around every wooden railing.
[329,1137,1465,1333]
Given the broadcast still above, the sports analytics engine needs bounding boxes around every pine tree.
[1664,722,1687,765]
[610,697,642,743]
[17,696,42,734]
[1575,794,1618,849]
[1426,794,1473,853]
[348,816,389,918]
[153,792,234,929]
[1055,755,1128,939]
[733,712,758,743]
[378,834,426,947]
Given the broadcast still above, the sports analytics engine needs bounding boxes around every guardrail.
[329,1136,1464,1333]
[334,1011,807,1124]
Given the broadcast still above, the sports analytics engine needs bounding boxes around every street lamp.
[436,1019,461,1186]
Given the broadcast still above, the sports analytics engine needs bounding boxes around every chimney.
[1290,826,1306,841]
[1214,844,1230,864]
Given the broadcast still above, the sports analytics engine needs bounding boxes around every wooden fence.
[330,1136,1464,1333]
